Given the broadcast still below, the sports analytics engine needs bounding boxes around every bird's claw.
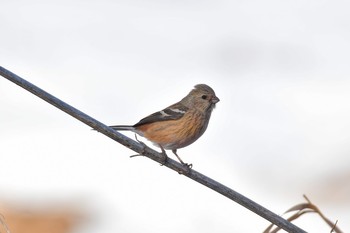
[177,163,192,175]
[130,134,147,158]
[159,145,168,166]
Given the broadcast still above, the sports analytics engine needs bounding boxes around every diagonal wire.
[0,66,306,233]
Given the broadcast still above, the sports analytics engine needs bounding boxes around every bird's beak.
[211,96,220,104]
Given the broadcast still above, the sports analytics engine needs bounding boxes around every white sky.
[1,0,350,232]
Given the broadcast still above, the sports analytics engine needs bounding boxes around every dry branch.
[0,214,11,233]
[263,195,343,233]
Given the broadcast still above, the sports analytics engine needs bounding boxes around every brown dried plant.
[0,214,11,233]
[263,195,342,233]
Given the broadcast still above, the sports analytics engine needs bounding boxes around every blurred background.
[1,0,350,232]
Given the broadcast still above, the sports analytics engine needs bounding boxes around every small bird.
[110,84,219,167]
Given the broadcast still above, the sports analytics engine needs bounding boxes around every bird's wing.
[133,102,189,127]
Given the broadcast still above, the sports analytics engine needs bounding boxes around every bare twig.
[263,195,343,233]
[0,214,11,233]
[0,66,306,233]
[331,220,339,233]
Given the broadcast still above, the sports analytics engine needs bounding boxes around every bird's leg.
[158,145,168,166]
[130,134,147,158]
[172,149,192,168]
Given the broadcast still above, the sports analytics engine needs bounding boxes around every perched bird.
[110,84,219,167]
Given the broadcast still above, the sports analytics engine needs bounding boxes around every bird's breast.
[135,110,209,150]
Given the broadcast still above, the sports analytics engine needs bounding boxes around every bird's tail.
[109,125,135,131]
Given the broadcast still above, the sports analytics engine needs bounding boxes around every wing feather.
[133,103,188,127]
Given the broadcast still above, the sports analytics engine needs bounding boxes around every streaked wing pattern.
[134,103,188,127]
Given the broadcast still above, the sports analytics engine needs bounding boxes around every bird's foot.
[159,145,168,166]
[177,163,192,175]
[130,134,147,158]
[183,163,193,169]
[172,149,193,171]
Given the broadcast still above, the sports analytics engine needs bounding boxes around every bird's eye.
[201,95,208,100]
